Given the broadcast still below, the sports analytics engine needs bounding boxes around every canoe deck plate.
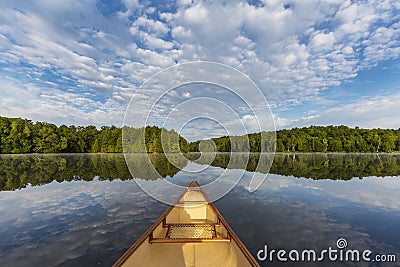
[167,224,215,239]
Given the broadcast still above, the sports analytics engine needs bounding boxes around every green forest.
[190,125,400,153]
[0,116,189,153]
[1,116,400,153]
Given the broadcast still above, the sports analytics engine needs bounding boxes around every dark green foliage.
[122,126,190,153]
[1,116,398,154]
[190,125,400,153]
[0,116,189,154]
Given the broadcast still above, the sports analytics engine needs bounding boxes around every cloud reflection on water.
[0,179,166,266]
[0,154,399,266]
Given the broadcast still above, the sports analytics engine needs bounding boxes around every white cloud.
[284,93,400,129]
[139,32,174,50]
[171,25,191,39]
[0,78,125,127]
[311,32,336,51]
[132,16,170,36]
[182,3,209,24]
[0,0,399,134]
[167,0,400,106]
[134,47,175,67]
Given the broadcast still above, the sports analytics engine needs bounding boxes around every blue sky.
[0,0,400,140]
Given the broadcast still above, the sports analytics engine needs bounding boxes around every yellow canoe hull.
[113,181,259,267]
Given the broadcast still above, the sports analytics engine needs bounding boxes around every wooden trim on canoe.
[112,201,176,267]
[112,181,260,267]
[194,182,260,267]
[150,238,231,243]
[113,184,192,267]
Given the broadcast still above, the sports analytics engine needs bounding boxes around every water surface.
[0,153,399,266]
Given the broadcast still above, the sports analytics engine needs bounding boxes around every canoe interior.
[113,181,259,267]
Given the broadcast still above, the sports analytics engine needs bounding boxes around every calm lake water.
[0,153,399,266]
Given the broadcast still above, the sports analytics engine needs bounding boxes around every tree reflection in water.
[2,153,400,191]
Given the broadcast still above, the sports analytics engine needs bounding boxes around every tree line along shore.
[1,116,399,154]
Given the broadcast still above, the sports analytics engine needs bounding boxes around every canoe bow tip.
[188,181,200,187]
[113,179,260,267]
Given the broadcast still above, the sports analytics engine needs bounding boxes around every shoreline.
[1,151,400,156]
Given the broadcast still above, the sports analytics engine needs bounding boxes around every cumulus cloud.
[287,93,400,129]
[0,0,399,133]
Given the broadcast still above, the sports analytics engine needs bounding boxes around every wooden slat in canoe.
[113,181,260,267]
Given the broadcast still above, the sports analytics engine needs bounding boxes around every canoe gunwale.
[112,181,260,267]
